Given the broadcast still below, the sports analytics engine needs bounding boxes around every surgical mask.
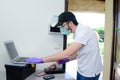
[60,27,71,35]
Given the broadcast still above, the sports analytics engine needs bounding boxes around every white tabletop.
[26,72,75,80]
[25,63,75,80]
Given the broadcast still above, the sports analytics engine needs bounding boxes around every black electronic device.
[44,64,65,74]
[5,64,36,80]
[43,74,55,80]
[44,67,65,74]
[50,26,60,33]
[49,26,62,35]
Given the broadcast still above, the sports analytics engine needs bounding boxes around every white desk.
[25,63,75,80]
[26,72,75,80]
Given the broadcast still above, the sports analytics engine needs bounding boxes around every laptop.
[4,41,29,64]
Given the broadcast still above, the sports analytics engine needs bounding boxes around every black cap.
[55,12,76,27]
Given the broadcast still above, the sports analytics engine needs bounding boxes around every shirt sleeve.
[74,28,92,45]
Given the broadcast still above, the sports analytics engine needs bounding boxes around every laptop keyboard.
[16,57,27,62]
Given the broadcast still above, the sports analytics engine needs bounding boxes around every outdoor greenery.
[116,50,120,63]
[93,27,104,60]
[115,28,120,63]
[93,27,104,42]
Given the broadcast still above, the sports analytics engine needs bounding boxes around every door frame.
[111,0,119,79]
[62,0,68,71]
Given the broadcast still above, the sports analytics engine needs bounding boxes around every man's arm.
[69,52,78,60]
[43,42,83,63]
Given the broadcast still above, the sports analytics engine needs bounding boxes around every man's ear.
[69,21,73,26]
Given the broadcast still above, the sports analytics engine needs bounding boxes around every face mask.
[60,27,71,35]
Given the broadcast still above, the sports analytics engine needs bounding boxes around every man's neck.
[71,24,77,33]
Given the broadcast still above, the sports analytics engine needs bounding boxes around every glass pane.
[116,31,120,63]
[115,65,120,80]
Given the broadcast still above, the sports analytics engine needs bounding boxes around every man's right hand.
[25,58,44,64]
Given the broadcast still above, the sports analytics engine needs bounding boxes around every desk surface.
[25,63,75,80]
[26,72,75,80]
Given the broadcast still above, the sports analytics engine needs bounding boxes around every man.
[26,12,102,80]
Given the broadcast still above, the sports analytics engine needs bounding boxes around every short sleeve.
[74,28,92,45]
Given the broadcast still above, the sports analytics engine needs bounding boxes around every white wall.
[0,0,65,79]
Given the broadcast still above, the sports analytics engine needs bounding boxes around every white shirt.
[73,24,102,77]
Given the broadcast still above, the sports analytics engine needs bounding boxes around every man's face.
[59,22,72,35]
[61,22,70,30]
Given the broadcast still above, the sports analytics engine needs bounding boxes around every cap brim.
[54,22,63,28]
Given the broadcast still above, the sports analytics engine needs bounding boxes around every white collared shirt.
[73,24,102,77]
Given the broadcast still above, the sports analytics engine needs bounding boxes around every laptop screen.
[4,41,19,60]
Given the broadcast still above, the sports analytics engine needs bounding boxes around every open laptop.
[4,40,29,64]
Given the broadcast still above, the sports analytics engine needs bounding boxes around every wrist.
[57,58,70,64]
[41,58,44,63]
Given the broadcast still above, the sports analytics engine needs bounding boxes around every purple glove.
[57,58,70,64]
[25,58,44,64]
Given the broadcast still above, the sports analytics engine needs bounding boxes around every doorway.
[65,0,105,80]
